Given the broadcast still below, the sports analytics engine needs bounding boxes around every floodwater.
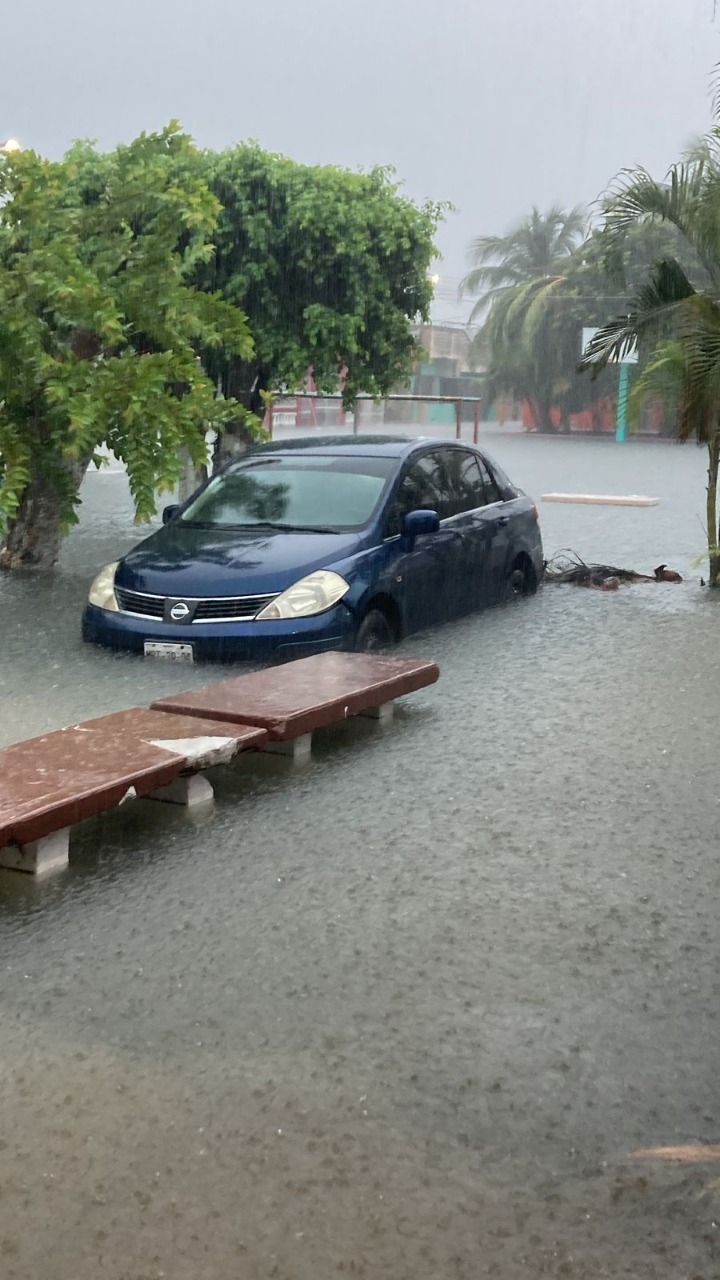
[1,430,720,1279]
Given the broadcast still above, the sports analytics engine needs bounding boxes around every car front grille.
[115,588,165,618]
[115,588,277,622]
[193,595,276,620]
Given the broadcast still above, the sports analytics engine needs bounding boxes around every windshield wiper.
[179,519,339,533]
[241,521,339,534]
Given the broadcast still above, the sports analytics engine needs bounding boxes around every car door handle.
[498,515,510,527]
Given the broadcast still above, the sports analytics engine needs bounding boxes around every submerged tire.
[505,566,529,601]
[355,608,395,652]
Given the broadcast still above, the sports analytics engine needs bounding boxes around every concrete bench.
[1,653,439,875]
[152,651,440,761]
[0,709,266,874]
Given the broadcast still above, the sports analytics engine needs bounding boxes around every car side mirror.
[401,508,440,543]
[162,504,181,525]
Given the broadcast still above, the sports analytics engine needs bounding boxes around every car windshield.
[180,455,395,531]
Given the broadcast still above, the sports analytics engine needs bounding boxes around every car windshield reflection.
[180,457,395,531]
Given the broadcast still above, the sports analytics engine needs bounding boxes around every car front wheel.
[355,608,395,652]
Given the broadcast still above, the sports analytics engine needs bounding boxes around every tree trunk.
[0,458,89,572]
[707,432,720,587]
[212,356,269,471]
[213,419,258,471]
[535,396,557,433]
[177,446,207,504]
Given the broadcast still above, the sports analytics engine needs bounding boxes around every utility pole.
[582,326,637,442]
[616,362,630,443]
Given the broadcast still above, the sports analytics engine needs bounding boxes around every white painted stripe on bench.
[148,736,242,768]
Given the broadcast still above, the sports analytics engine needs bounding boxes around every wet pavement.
[1,432,720,1278]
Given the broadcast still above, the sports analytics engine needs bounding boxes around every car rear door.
[473,455,513,603]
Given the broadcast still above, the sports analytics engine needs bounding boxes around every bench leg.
[144,774,214,806]
[0,827,71,875]
[358,701,394,724]
[264,733,313,763]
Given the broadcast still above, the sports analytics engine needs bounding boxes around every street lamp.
[0,139,21,153]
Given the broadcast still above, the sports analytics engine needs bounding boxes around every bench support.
[264,733,313,763]
[0,827,71,875]
[145,774,214,806]
[358,701,394,724]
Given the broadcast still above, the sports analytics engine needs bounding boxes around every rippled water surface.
[1,431,720,1278]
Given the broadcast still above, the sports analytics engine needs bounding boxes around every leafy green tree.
[0,131,443,568]
[193,146,444,462]
[581,115,720,584]
[0,125,252,570]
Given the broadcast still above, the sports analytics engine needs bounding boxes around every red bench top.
[151,651,440,740]
[0,709,265,848]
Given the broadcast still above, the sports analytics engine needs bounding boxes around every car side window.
[477,457,502,505]
[385,454,447,537]
[440,449,488,515]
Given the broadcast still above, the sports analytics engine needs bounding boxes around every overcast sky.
[2,0,716,322]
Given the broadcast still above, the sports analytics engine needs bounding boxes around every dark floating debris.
[543,550,684,589]
[654,563,683,583]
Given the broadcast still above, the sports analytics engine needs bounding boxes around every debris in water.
[543,550,683,589]
[653,563,683,583]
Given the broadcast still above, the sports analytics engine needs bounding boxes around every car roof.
[240,434,477,460]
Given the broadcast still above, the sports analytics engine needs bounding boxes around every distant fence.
[264,390,674,440]
[265,392,486,441]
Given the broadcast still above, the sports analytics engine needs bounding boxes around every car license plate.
[143,641,194,663]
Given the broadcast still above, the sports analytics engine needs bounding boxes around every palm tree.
[480,273,572,431]
[459,206,588,430]
[580,114,720,583]
[460,205,587,324]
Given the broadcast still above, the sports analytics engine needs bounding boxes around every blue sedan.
[82,435,543,662]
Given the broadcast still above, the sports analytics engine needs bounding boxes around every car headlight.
[88,561,119,612]
[255,570,349,620]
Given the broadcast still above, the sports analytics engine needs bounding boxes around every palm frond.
[677,293,720,436]
[633,257,697,319]
[580,258,697,373]
[712,57,720,119]
[464,282,525,326]
[504,276,560,331]
[602,150,720,287]
[523,276,567,349]
[628,341,686,429]
[604,165,703,239]
[460,262,526,299]
[548,203,588,253]
[460,204,587,302]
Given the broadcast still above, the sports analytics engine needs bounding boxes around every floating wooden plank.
[542,493,660,507]
[630,1144,720,1163]
[0,709,266,872]
[152,651,440,742]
